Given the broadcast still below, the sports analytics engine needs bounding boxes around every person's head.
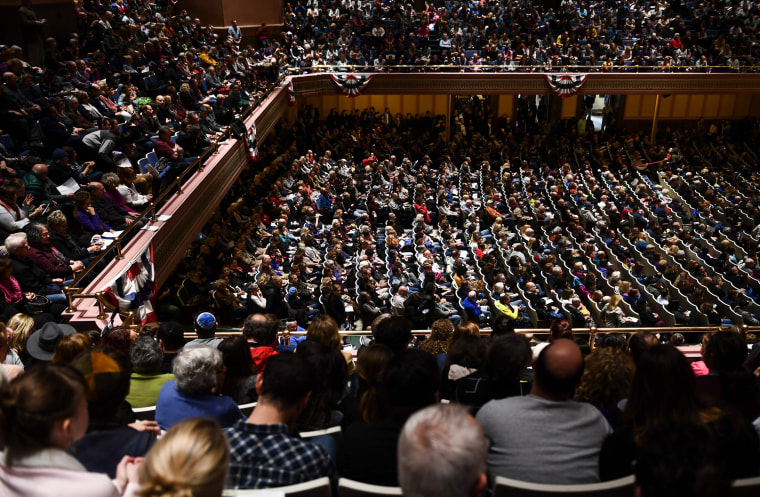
[157,321,185,352]
[218,335,254,380]
[532,338,584,400]
[46,209,69,233]
[5,232,29,258]
[136,418,229,497]
[704,330,748,374]
[635,423,729,497]
[0,363,88,460]
[628,331,659,363]
[242,313,278,345]
[549,317,573,341]
[491,314,516,337]
[575,347,635,409]
[398,403,488,497]
[101,172,120,191]
[130,335,164,374]
[72,347,131,421]
[257,351,313,413]
[100,326,136,357]
[625,344,702,442]
[73,189,91,210]
[193,312,217,338]
[373,316,413,354]
[51,332,92,364]
[8,313,34,355]
[306,315,341,349]
[173,346,223,395]
[382,349,440,418]
[485,334,532,386]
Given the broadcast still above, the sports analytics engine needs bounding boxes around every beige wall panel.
[418,95,434,115]
[669,95,689,118]
[433,95,448,116]
[498,95,515,118]
[718,94,737,118]
[686,95,704,118]
[658,94,673,117]
[352,95,371,110]
[401,94,418,114]
[560,96,578,119]
[641,95,657,119]
[386,95,402,114]
[704,94,721,118]
[625,95,642,119]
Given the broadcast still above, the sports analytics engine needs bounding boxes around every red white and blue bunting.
[545,74,588,98]
[102,244,156,325]
[287,80,296,106]
[330,74,373,98]
[246,123,259,161]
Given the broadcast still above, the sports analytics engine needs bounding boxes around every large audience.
[3,0,760,495]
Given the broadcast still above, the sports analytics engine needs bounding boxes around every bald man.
[476,339,612,485]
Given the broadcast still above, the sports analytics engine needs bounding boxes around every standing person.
[18,0,45,67]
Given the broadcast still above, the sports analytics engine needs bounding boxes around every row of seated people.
[279,0,760,72]
[2,305,760,495]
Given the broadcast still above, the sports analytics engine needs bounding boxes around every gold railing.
[286,63,756,74]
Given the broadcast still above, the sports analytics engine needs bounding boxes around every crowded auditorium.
[2,0,760,495]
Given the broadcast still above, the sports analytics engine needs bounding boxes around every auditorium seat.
[492,475,635,497]
[731,475,760,497]
[228,476,331,497]
[337,478,402,497]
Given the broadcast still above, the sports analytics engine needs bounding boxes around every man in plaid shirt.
[225,352,337,489]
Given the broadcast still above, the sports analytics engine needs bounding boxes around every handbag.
[24,295,51,315]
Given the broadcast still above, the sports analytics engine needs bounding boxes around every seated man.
[243,313,279,373]
[225,352,337,489]
[5,232,68,305]
[87,181,144,231]
[476,339,612,484]
[155,346,245,430]
[399,404,488,497]
[126,335,175,408]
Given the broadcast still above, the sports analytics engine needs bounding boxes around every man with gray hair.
[398,403,487,497]
[126,335,174,408]
[6,231,68,305]
[155,345,245,430]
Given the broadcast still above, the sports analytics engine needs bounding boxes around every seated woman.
[46,209,103,266]
[137,418,229,497]
[0,363,141,496]
[26,222,84,282]
[74,189,112,236]
[0,179,45,235]
[115,167,152,209]
[155,346,245,430]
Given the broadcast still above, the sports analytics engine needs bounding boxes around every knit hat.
[51,148,68,161]
[195,312,217,332]
[73,351,123,403]
[26,322,77,361]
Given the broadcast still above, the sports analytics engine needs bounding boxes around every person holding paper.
[0,178,44,233]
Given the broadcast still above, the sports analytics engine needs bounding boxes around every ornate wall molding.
[292,72,760,96]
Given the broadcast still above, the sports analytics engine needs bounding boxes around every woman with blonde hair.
[8,313,35,363]
[137,418,229,497]
[602,294,627,328]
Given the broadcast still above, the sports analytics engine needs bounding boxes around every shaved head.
[533,338,584,400]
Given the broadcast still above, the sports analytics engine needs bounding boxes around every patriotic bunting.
[246,123,259,161]
[102,244,156,325]
[287,80,296,106]
[545,74,588,98]
[330,74,373,97]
